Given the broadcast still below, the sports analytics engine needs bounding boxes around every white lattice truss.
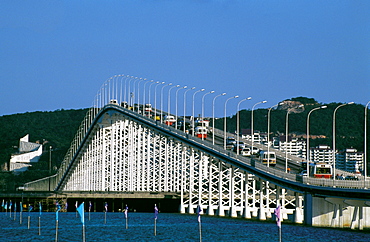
[57,111,303,220]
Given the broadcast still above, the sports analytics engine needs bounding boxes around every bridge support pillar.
[294,193,304,224]
[304,192,312,226]
[259,180,266,221]
[218,206,225,216]
[207,205,214,216]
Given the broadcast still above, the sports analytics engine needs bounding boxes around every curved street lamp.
[183,87,196,132]
[251,101,267,155]
[365,101,370,181]
[168,84,180,120]
[175,86,187,129]
[285,104,304,172]
[161,83,172,121]
[224,95,239,149]
[212,93,226,145]
[306,105,327,176]
[136,78,146,113]
[333,102,354,179]
[266,102,284,166]
[154,82,165,120]
[143,80,154,114]
[192,89,205,136]
[236,97,252,155]
[201,91,214,140]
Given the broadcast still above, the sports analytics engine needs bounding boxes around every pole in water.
[55,220,59,242]
[104,211,106,224]
[28,216,30,229]
[154,218,157,236]
[82,224,86,242]
[20,210,22,224]
[38,216,41,235]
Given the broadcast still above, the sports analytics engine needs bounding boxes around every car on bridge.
[226,137,236,150]
[259,151,276,166]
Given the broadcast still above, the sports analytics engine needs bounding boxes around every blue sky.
[1,0,369,117]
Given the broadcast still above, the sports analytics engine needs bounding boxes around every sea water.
[0,212,369,241]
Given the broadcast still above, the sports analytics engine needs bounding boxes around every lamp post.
[143,80,154,114]
[192,89,205,136]
[124,76,134,104]
[365,101,370,181]
[147,81,157,118]
[212,93,226,145]
[175,86,187,129]
[161,83,172,121]
[184,87,196,132]
[236,97,252,155]
[201,91,214,140]
[136,78,146,113]
[285,104,304,173]
[224,96,239,149]
[131,77,140,107]
[251,101,267,155]
[333,102,354,179]
[267,103,284,167]
[306,105,327,176]
[154,82,164,120]
[168,84,180,119]
[49,146,52,175]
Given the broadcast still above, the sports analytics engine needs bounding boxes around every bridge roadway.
[107,104,370,199]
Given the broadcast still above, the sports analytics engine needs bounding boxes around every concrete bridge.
[17,76,370,230]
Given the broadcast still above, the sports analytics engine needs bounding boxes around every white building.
[9,134,43,173]
[278,136,306,158]
[309,145,334,164]
[337,148,364,174]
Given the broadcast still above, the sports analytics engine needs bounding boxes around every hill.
[0,108,88,190]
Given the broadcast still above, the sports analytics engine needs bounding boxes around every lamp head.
[222,93,226,95]
[321,105,327,109]
[348,102,354,105]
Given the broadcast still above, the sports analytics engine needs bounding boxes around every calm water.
[0,212,369,241]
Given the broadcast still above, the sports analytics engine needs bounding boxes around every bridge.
[22,75,370,230]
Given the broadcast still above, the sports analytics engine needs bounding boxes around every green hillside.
[0,108,88,190]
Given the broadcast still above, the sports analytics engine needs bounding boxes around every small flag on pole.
[4,202,7,210]
[154,204,158,219]
[65,202,68,211]
[9,201,12,210]
[2,199,4,208]
[89,201,92,212]
[56,202,61,221]
[124,205,128,219]
[197,205,202,223]
[77,203,85,225]
[39,202,42,216]
[274,205,282,227]
[104,202,108,212]
[29,205,33,212]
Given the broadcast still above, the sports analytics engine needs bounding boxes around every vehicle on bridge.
[110,99,119,105]
[233,141,245,152]
[164,115,176,125]
[259,151,276,166]
[194,126,208,139]
[240,147,251,156]
[311,162,333,179]
[226,137,236,150]
[144,103,152,112]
